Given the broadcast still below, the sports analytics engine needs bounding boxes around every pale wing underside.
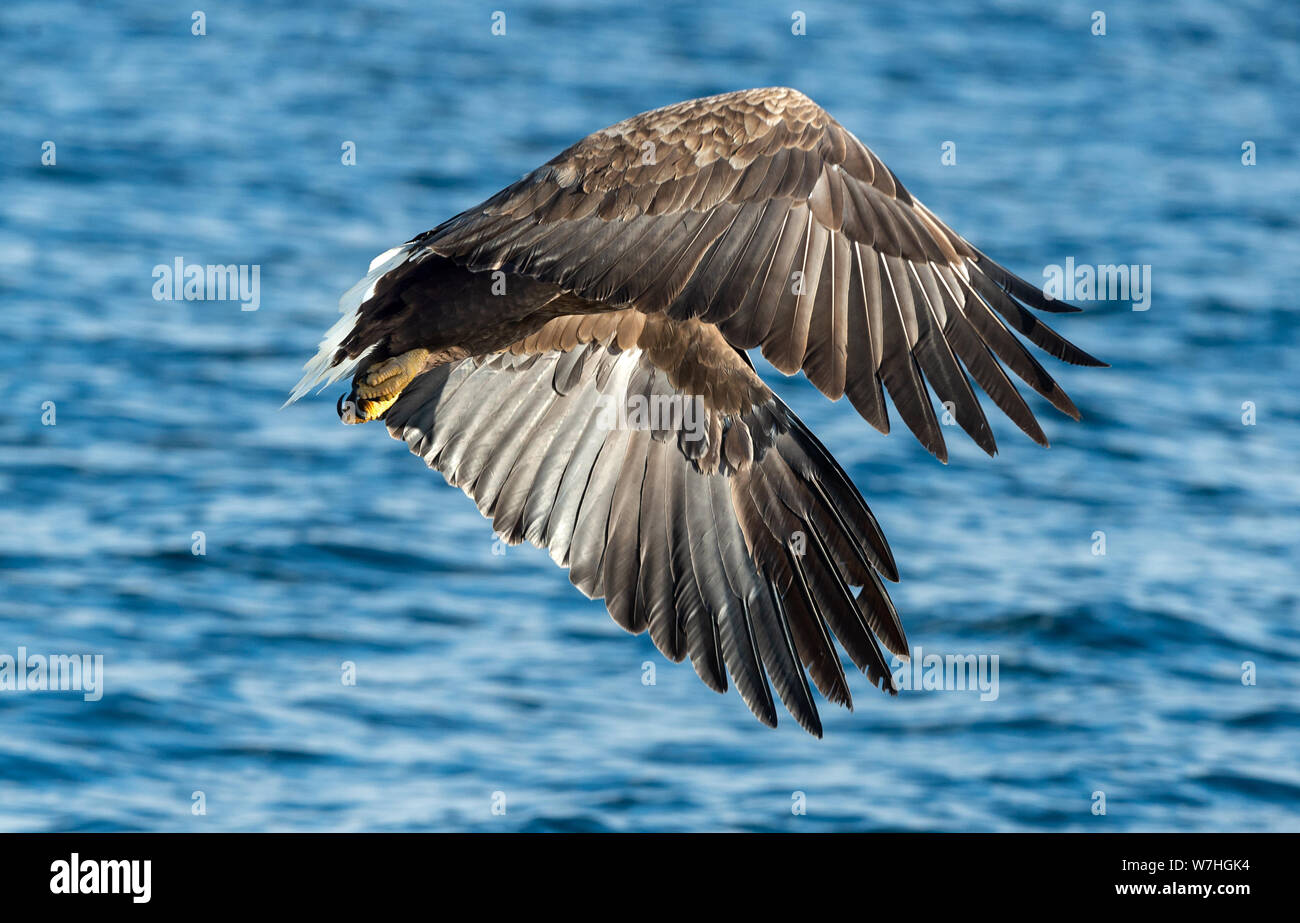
[384,338,904,736]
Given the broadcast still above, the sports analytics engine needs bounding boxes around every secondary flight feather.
[288,87,1105,736]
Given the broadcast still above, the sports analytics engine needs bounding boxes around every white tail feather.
[284,243,414,406]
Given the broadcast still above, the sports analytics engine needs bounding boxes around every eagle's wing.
[414,86,1104,461]
[383,312,903,735]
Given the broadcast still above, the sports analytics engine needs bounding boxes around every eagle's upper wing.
[383,312,904,736]
[415,86,1104,461]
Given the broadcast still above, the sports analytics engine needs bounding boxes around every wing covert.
[407,87,1103,461]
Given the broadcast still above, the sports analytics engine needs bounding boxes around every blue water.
[1,0,1298,832]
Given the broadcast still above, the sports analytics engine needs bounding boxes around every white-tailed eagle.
[288,87,1104,736]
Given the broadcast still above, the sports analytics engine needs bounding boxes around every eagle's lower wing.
[416,87,1104,461]
[383,316,903,736]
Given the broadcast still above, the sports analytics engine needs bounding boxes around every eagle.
[287,87,1104,736]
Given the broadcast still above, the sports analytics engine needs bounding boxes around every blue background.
[1,0,1297,831]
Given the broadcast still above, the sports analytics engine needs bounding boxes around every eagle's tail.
[283,243,415,407]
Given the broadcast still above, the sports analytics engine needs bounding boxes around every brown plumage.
[288,87,1105,736]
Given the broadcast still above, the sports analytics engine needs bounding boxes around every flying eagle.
[288,87,1104,736]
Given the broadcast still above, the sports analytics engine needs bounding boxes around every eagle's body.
[289,88,1103,736]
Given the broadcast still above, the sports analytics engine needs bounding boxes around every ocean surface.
[1,0,1297,832]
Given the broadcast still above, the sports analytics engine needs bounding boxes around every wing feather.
[372,88,1104,457]
[381,327,905,735]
